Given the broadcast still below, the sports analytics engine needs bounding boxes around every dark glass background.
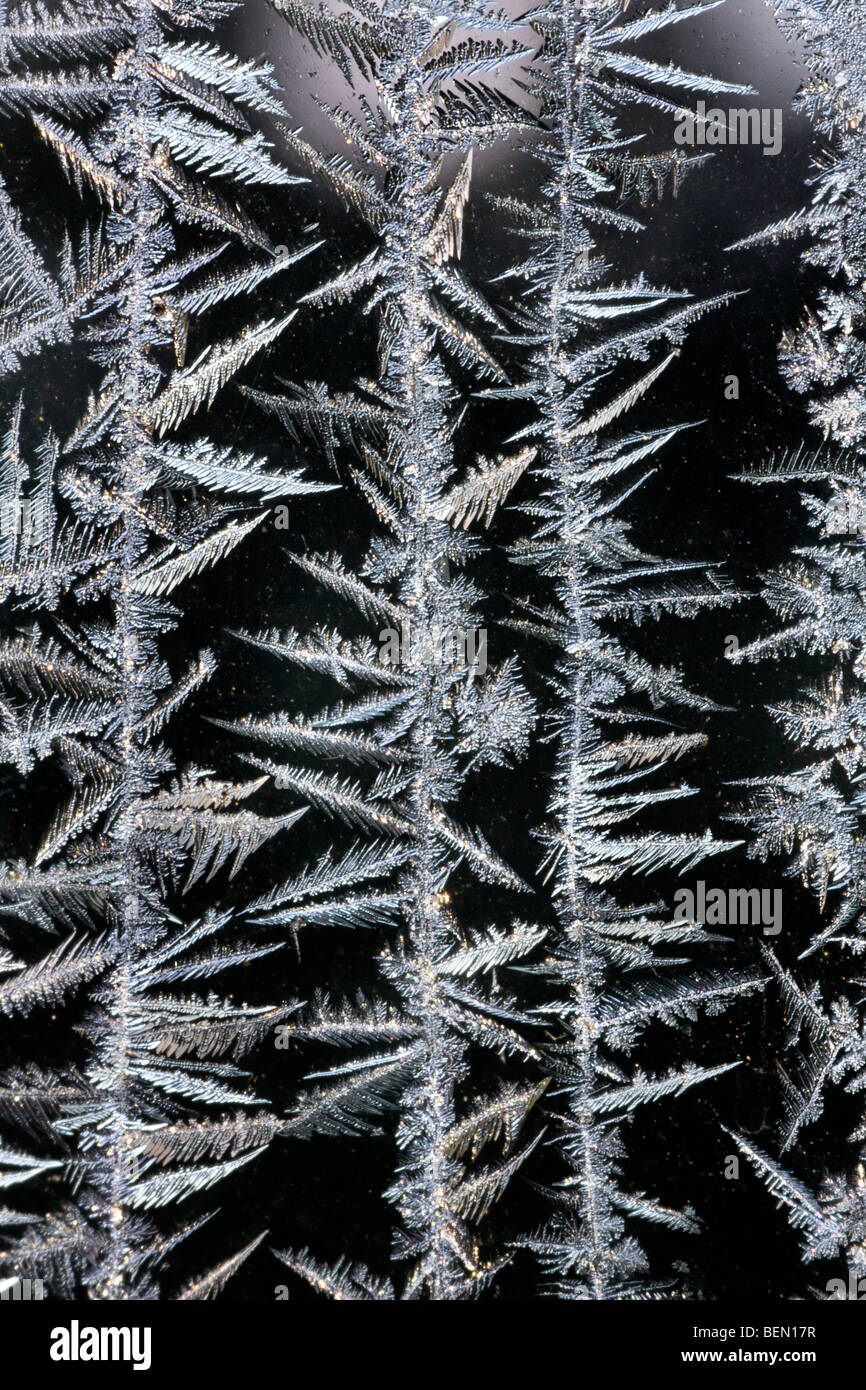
[0,0,845,1299]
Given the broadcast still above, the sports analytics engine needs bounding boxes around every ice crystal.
[224,0,545,1300]
[0,0,326,1299]
[487,0,763,1298]
[728,0,866,1291]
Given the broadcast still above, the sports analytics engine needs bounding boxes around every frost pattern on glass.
[228,0,546,1301]
[0,0,325,1299]
[486,0,763,1298]
[727,0,866,1294]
